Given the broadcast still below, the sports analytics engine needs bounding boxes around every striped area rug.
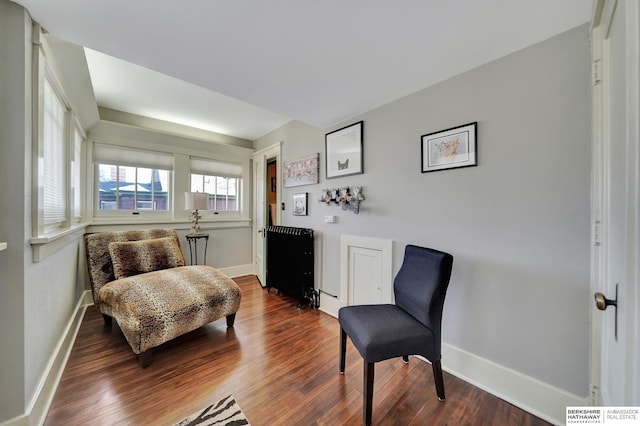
[174,395,250,426]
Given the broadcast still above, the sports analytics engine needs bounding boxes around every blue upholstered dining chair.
[338,245,454,425]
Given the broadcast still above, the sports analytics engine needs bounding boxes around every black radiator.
[266,225,318,308]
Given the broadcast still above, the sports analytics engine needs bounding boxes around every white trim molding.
[30,223,89,262]
[440,343,588,425]
[0,291,93,426]
[318,291,344,318]
[219,263,254,278]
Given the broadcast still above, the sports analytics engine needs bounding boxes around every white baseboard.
[440,343,588,425]
[318,291,342,318]
[0,291,92,426]
[0,415,27,426]
[219,263,254,278]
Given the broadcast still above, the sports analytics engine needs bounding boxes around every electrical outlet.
[324,215,336,223]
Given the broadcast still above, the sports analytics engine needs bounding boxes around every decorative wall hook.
[319,186,364,214]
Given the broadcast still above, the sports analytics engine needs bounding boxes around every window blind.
[43,79,67,225]
[72,126,83,218]
[190,157,243,178]
[93,143,173,170]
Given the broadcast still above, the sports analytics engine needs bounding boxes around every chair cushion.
[108,236,185,279]
[339,304,437,363]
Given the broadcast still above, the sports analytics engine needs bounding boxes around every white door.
[340,235,393,306]
[590,0,640,406]
[349,246,383,305]
[252,143,281,286]
[253,155,266,285]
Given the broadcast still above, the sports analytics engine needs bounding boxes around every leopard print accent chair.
[84,229,241,367]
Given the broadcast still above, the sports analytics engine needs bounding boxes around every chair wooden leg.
[432,360,445,401]
[226,313,236,327]
[364,362,374,426]
[339,328,347,374]
[139,350,152,368]
[102,314,112,327]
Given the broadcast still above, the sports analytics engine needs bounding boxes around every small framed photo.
[326,121,363,179]
[421,122,477,173]
[292,192,308,216]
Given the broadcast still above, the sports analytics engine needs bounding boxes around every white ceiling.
[15,0,592,141]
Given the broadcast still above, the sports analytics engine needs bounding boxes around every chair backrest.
[393,245,453,347]
[84,229,182,308]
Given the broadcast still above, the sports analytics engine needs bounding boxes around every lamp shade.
[185,192,209,210]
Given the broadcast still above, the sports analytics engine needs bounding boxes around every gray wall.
[1,3,86,421]
[0,1,29,418]
[256,25,591,396]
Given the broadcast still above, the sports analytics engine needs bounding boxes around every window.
[190,174,240,212]
[31,27,89,261]
[190,157,243,213]
[97,164,170,211]
[42,78,68,229]
[93,143,173,216]
[72,125,84,221]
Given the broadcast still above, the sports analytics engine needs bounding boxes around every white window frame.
[189,157,243,219]
[91,142,174,222]
[30,27,89,261]
[32,30,82,238]
[88,142,251,225]
[93,162,173,220]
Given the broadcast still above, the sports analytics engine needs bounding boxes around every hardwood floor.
[45,276,551,426]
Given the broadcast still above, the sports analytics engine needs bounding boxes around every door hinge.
[592,60,602,85]
[590,384,600,405]
[592,220,601,246]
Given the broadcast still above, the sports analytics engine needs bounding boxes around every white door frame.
[252,142,282,283]
[589,0,640,405]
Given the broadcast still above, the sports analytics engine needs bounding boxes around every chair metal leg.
[402,355,409,363]
[364,362,374,426]
[432,360,445,401]
[339,328,347,374]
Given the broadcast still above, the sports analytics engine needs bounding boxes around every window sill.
[87,218,251,233]
[30,223,89,262]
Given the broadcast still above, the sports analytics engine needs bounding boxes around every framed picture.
[421,122,477,173]
[283,153,319,187]
[292,193,308,216]
[326,121,363,179]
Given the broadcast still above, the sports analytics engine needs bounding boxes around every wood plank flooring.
[45,275,551,426]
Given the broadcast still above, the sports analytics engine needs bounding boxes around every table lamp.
[185,192,209,234]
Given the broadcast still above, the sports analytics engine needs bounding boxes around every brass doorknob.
[594,292,617,311]
[594,284,619,341]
